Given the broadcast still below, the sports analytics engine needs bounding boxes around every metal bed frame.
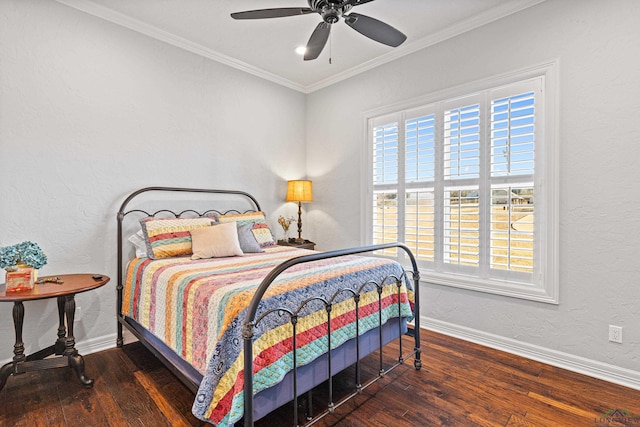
[116,186,421,426]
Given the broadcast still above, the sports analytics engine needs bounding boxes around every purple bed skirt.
[124,315,407,421]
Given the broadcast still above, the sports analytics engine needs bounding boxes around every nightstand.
[0,273,110,391]
[277,239,316,250]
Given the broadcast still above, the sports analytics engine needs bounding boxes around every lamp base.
[296,201,303,240]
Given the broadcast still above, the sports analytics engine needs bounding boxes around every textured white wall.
[0,0,306,361]
[306,0,640,372]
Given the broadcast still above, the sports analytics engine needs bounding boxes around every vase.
[5,264,36,292]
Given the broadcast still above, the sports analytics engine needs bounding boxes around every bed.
[116,187,422,426]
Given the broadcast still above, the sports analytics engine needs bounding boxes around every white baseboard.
[421,315,640,391]
[76,329,138,354]
[75,332,118,355]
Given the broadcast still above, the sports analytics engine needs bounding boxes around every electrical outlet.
[609,325,623,343]
[75,306,82,323]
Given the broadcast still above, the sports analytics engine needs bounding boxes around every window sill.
[419,270,558,304]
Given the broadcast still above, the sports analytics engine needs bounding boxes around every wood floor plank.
[133,370,192,427]
[537,364,640,411]
[94,348,173,427]
[482,365,545,396]
[57,381,110,427]
[504,414,543,427]
[527,391,599,419]
[121,343,209,426]
[0,368,66,426]
[90,377,131,427]
[2,329,640,426]
[417,357,526,423]
[520,409,595,427]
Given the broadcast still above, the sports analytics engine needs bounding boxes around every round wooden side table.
[0,273,110,392]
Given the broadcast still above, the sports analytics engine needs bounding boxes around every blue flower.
[0,245,19,269]
[0,241,47,270]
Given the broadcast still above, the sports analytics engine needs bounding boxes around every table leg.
[63,295,93,387]
[63,295,77,357]
[0,301,25,392]
[55,296,66,355]
[12,301,26,365]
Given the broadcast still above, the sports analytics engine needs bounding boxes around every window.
[366,62,558,303]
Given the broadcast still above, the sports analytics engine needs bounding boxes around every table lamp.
[286,180,313,242]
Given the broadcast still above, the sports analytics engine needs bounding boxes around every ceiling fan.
[231,0,407,61]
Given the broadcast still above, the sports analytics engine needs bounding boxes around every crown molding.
[56,0,546,94]
[55,0,307,93]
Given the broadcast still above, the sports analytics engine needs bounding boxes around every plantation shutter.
[404,107,437,263]
[442,98,481,270]
[372,118,400,256]
[488,80,538,280]
[369,74,546,294]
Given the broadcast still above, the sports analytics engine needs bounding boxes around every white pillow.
[190,222,243,259]
[128,230,148,258]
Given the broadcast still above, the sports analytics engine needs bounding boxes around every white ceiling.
[56,0,545,93]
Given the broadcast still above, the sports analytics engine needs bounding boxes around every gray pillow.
[237,222,264,253]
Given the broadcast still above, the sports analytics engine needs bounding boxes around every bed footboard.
[242,242,421,427]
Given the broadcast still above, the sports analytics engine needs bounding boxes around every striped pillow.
[218,211,275,247]
[140,217,215,259]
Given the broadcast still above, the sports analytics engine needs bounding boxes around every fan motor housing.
[309,0,353,24]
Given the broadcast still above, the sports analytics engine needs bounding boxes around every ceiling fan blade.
[231,8,313,20]
[342,0,377,7]
[304,22,331,61]
[344,12,406,47]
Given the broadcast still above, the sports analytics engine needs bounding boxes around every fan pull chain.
[329,29,332,65]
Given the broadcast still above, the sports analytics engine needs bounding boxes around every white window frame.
[362,60,559,304]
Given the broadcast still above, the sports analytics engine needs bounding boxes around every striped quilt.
[123,246,414,425]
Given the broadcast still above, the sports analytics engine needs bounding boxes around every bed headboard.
[115,186,262,344]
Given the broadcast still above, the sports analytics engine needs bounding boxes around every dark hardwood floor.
[1,330,639,426]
